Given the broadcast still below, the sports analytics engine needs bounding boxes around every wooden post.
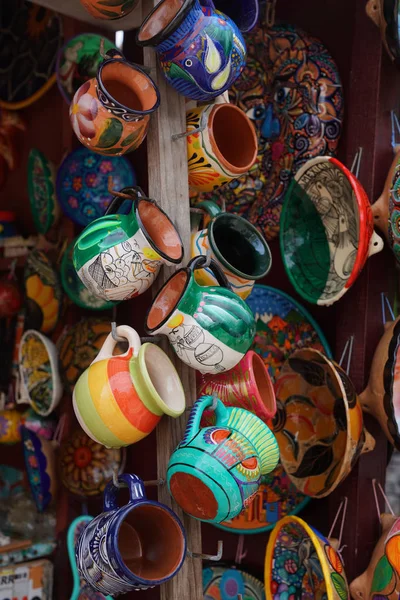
[142,2,203,599]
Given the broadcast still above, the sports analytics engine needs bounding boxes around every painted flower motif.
[73,176,82,192]
[0,416,10,438]
[69,161,79,174]
[83,205,96,218]
[70,82,98,140]
[68,196,78,209]
[99,197,111,210]
[63,179,71,190]
[99,160,113,174]
[85,173,98,188]
[84,156,96,168]
[28,455,38,468]
[24,438,34,452]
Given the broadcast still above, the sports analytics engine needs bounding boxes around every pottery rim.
[136,0,194,47]
[146,268,190,332]
[27,149,57,235]
[246,351,277,419]
[208,212,272,280]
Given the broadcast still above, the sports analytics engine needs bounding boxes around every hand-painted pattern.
[383,318,400,450]
[20,332,53,415]
[203,565,265,600]
[22,427,53,512]
[24,250,62,334]
[388,156,400,263]
[27,149,58,234]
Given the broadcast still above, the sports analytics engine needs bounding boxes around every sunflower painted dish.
[24,251,63,334]
[203,565,265,600]
[27,149,59,234]
[265,516,349,600]
[274,348,374,498]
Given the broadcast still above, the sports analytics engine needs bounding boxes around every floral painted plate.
[0,1,63,109]
[203,566,265,600]
[22,427,57,512]
[214,463,309,535]
[245,285,332,381]
[56,146,136,227]
[27,149,60,234]
[24,251,63,334]
[56,33,116,105]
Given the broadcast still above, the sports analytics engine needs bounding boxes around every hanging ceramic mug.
[76,473,187,595]
[197,350,276,426]
[136,0,247,101]
[73,187,184,302]
[70,49,160,156]
[73,325,186,448]
[186,101,258,193]
[145,256,256,374]
[167,395,279,523]
[191,200,272,299]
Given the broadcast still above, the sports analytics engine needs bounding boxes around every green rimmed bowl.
[27,149,60,234]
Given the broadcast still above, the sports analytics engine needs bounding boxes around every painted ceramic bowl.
[215,463,309,535]
[0,2,63,110]
[21,426,57,512]
[59,429,124,497]
[56,34,116,105]
[56,147,136,227]
[274,348,375,498]
[24,251,63,334]
[58,319,112,391]
[203,565,265,600]
[80,0,139,20]
[18,330,62,417]
[0,410,22,444]
[27,149,59,234]
[280,156,384,306]
[60,240,115,311]
[246,285,332,381]
[372,151,400,264]
[265,516,349,600]
[366,0,400,64]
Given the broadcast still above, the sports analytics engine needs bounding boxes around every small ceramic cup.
[73,325,186,448]
[191,200,272,299]
[18,330,63,417]
[145,255,256,374]
[74,186,184,302]
[76,473,187,595]
[167,395,279,523]
[187,102,258,193]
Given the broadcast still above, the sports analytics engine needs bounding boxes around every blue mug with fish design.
[136,0,247,101]
[167,395,279,523]
[76,473,187,595]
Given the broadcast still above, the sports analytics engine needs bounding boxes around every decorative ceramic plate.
[0,409,22,444]
[203,566,265,600]
[245,285,332,381]
[59,429,124,497]
[56,146,136,227]
[22,427,57,512]
[214,463,309,535]
[61,240,115,311]
[27,149,59,234]
[0,1,63,109]
[24,251,63,334]
[265,516,349,600]
[56,33,116,105]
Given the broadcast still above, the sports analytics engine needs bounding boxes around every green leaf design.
[97,118,123,149]
[121,131,139,147]
[292,444,334,479]
[169,62,194,83]
[95,7,119,17]
[282,429,299,461]
[97,0,122,5]
[331,573,348,600]
[205,23,233,56]
[371,556,394,593]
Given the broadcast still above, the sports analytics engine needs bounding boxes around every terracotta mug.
[145,255,256,374]
[80,0,139,20]
[191,200,272,299]
[73,187,184,302]
[197,350,276,426]
[73,325,186,448]
[76,473,186,595]
[186,102,258,193]
[167,395,279,523]
[70,50,160,156]
[372,150,400,264]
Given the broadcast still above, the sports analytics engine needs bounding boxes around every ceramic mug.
[76,473,187,595]
[73,186,184,302]
[167,395,279,523]
[136,0,247,101]
[186,102,258,193]
[70,50,160,156]
[191,200,272,299]
[73,325,186,448]
[197,350,276,426]
[145,255,256,374]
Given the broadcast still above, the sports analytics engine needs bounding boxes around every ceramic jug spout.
[366,0,381,28]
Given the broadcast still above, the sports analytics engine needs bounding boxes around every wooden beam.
[142,2,203,599]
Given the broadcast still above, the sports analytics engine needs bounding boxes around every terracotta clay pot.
[80,0,139,20]
[360,317,400,450]
[372,151,400,264]
[350,514,400,600]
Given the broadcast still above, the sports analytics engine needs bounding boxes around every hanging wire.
[338,336,354,375]
[381,292,395,326]
[235,535,247,565]
[372,478,395,519]
[328,497,348,561]
[111,321,126,343]
[350,147,363,179]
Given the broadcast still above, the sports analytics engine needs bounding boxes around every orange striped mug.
[73,325,186,448]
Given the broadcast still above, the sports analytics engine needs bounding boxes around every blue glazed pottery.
[76,473,186,596]
[21,427,57,512]
[167,395,279,524]
[137,0,247,101]
[56,147,136,227]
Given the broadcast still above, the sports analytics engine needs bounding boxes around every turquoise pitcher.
[167,395,279,524]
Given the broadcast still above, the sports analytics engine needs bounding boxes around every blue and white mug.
[76,473,187,595]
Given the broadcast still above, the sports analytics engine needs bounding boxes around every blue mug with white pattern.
[76,473,187,595]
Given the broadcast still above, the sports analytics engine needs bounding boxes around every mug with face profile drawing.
[73,186,184,302]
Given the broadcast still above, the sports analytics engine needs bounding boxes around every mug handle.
[195,200,222,219]
[188,255,232,290]
[182,395,228,443]
[15,371,30,405]
[92,325,142,365]
[103,473,146,512]
[104,186,148,216]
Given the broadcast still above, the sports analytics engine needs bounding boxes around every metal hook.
[381,292,396,325]
[187,540,223,561]
[99,37,109,60]
[111,322,126,343]
[350,147,363,179]
[338,335,354,376]
[235,535,247,565]
[328,497,348,548]
[112,469,165,489]
[372,478,395,520]
[172,111,208,141]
